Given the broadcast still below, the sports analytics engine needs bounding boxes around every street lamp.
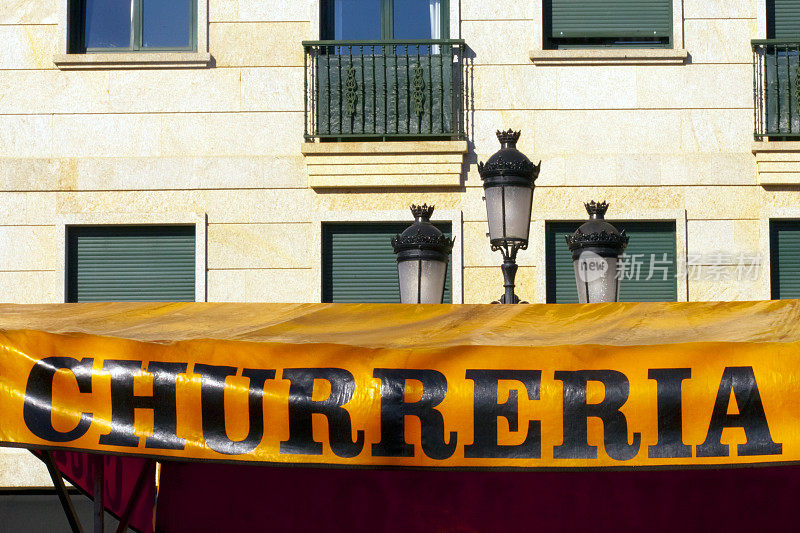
[392,204,455,304]
[565,201,629,303]
[478,130,540,303]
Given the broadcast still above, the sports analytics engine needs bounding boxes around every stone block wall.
[0,0,793,486]
[0,0,782,306]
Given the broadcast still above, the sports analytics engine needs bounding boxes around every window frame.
[311,209,463,304]
[766,0,800,40]
[55,0,210,69]
[321,221,454,303]
[66,224,197,303]
[542,0,673,50]
[531,210,688,303]
[544,220,679,304]
[69,0,198,54]
[56,214,208,303]
[767,217,800,300]
[320,0,450,40]
[529,0,687,65]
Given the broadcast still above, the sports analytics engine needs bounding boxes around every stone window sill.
[53,53,213,70]
[753,141,800,186]
[529,48,688,66]
[301,140,468,188]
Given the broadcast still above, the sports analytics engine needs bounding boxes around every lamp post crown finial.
[496,129,521,147]
[585,200,609,220]
[411,203,434,222]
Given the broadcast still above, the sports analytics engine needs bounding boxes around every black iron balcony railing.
[753,40,800,140]
[303,39,466,141]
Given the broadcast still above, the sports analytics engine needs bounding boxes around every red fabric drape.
[156,462,800,532]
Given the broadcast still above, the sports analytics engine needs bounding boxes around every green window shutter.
[770,0,800,39]
[548,0,672,39]
[770,220,800,299]
[546,221,677,303]
[67,226,196,302]
[322,222,453,303]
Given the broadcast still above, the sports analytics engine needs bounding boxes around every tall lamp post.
[392,204,455,304]
[566,201,629,303]
[478,130,540,304]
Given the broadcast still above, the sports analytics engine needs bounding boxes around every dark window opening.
[546,221,677,304]
[69,0,196,53]
[66,225,196,303]
[321,0,448,41]
[543,0,672,50]
[322,222,453,303]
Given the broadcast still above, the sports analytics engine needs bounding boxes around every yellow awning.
[1,301,798,469]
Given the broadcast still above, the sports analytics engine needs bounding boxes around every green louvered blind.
[322,223,453,303]
[67,226,195,302]
[546,221,677,304]
[770,221,800,299]
[769,0,800,38]
[546,0,671,45]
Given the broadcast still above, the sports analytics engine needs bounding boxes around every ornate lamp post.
[478,130,540,304]
[392,204,455,304]
[566,201,629,303]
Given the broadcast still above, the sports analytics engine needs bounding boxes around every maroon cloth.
[35,450,155,533]
[156,462,800,532]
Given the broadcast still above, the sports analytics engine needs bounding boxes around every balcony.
[752,40,800,185]
[753,40,800,140]
[303,40,466,141]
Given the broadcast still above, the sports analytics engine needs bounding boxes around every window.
[69,0,196,53]
[770,221,800,299]
[67,225,195,302]
[767,0,800,39]
[754,2,800,139]
[306,0,463,139]
[322,223,452,303]
[321,0,448,41]
[546,221,677,303]
[543,0,672,49]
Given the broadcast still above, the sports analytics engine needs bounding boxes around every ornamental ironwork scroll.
[344,65,358,116]
[412,63,426,117]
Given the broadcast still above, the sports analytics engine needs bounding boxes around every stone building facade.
[0,0,796,512]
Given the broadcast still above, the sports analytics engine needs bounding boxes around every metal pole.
[501,256,518,304]
[115,461,156,533]
[42,451,84,533]
[94,456,104,533]
[493,243,522,304]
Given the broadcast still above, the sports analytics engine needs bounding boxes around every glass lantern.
[391,205,454,304]
[566,201,629,304]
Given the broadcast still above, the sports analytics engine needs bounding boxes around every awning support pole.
[42,450,84,533]
[115,460,155,533]
[94,456,104,533]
